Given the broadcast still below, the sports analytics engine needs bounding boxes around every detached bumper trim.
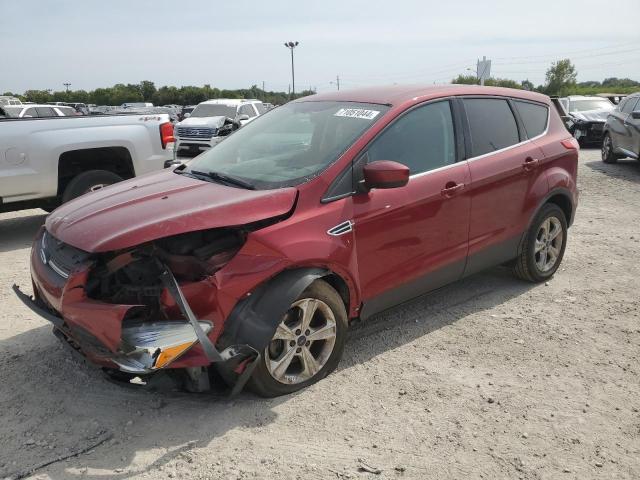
[13,284,64,328]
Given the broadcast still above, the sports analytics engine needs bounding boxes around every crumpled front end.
[18,226,261,392]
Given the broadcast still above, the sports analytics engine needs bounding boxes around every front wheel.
[601,133,618,164]
[248,280,348,397]
[513,203,568,283]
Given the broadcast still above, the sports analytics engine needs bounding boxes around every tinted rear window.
[464,98,520,156]
[514,101,548,138]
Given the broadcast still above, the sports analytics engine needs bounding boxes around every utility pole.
[330,75,340,91]
[63,83,71,93]
[284,41,299,100]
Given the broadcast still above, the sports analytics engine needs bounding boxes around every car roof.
[303,84,549,107]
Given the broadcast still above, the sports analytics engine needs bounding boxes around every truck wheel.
[248,280,348,397]
[62,170,123,203]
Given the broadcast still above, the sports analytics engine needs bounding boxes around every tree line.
[4,59,638,106]
[3,81,315,106]
[452,59,640,97]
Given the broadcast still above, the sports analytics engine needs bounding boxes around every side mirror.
[362,160,410,190]
[183,112,191,118]
[237,114,250,122]
[631,111,640,119]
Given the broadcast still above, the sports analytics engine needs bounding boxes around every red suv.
[16,85,578,397]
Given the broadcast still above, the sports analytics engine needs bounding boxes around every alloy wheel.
[265,298,337,385]
[534,216,563,273]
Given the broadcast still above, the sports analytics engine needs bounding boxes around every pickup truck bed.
[0,114,175,213]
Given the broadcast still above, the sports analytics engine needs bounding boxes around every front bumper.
[572,121,605,143]
[19,229,259,393]
[175,136,223,153]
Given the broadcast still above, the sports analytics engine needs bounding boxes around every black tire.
[601,133,619,164]
[248,279,348,397]
[513,203,568,283]
[61,170,123,203]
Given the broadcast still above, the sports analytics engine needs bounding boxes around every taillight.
[160,122,175,149]
[561,138,579,151]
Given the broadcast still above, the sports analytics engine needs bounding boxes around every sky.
[2,0,639,94]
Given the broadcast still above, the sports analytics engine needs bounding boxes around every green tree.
[544,59,577,96]
[23,90,53,103]
[452,74,479,85]
[139,80,156,102]
[521,79,534,91]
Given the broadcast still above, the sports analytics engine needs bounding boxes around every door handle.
[523,157,539,172]
[441,182,465,198]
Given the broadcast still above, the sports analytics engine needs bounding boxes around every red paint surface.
[30,85,578,370]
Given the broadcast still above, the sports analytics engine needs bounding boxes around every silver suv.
[174,99,266,156]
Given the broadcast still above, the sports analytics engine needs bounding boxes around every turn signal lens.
[155,342,194,369]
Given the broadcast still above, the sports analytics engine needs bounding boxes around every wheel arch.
[219,267,353,353]
[57,146,134,197]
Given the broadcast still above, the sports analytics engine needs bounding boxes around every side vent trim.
[327,220,353,236]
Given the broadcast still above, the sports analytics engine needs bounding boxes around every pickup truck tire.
[62,170,123,203]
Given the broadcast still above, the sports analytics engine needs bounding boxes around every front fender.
[219,267,328,352]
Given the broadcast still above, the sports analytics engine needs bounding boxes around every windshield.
[569,99,613,112]
[191,104,238,118]
[186,101,389,189]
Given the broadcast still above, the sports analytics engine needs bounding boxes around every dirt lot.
[0,148,639,480]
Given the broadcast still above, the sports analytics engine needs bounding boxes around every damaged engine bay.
[75,226,260,394]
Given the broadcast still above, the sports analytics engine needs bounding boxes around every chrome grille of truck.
[176,127,217,139]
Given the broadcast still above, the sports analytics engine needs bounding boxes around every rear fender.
[220,267,328,352]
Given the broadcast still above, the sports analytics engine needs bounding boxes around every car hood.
[569,108,612,122]
[177,116,228,128]
[46,170,297,253]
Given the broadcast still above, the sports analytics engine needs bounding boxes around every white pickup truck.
[0,112,175,213]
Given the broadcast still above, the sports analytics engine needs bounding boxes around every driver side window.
[366,101,456,175]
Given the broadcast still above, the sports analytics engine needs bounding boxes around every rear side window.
[240,104,257,118]
[367,100,456,175]
[514,101,548,138]
[621,97,638,114]
[464,98,520,156]
[36,107,56,117]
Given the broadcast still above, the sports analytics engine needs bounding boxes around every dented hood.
[46,170,297,252]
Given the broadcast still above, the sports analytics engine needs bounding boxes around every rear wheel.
[513,203,568,283]
[248,280,348,397]
[62,170,123,203]
[601,133,619,164]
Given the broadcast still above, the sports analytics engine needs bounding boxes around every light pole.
[63,83,71,94]
[283,41,299,99]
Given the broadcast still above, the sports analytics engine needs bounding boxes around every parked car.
[0,104,65,118]
[601,92,640,163]
[48,102,90,115]
[15,85,578,398]
[0,95,22,106]
[54,105,80,116]
[122,102,154,109]
[0,113,175,213]
[174,99,264,155]
[561,95,615,145]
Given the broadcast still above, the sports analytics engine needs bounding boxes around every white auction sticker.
[334,108,380,120]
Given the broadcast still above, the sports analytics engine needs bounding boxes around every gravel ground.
[0,148,639,480]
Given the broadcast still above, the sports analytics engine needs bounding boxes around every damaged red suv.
[15,85,578,397]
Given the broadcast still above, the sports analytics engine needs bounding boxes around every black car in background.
[602,92,640,163]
